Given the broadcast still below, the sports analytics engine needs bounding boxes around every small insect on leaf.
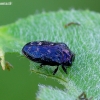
[64,22,80,28]
[78,92,93,100]
[22,41,75,75]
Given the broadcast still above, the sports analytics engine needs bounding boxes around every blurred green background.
[0,0,100,100]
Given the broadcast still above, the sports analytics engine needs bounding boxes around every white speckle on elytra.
[28,47,32,51]
[47,49,51,53]
[30,42,34,45]
[38,42,42,45]
[50,44,54,45]
[36,47,39,51]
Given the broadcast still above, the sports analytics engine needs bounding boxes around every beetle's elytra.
[22,41,75,75]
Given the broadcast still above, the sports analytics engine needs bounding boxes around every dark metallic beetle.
[22,41,75,75]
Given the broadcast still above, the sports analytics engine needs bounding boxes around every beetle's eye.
[72,54,75,61]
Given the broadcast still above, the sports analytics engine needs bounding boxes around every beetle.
[22,41,75,75]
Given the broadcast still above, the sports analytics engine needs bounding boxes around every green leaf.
[37,84,76,100]
[0,10,100,100]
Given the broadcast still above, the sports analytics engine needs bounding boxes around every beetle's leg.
[62,65,67,74]
[38,63,44,69]
[53,66,59,75]
[40,63,43,67]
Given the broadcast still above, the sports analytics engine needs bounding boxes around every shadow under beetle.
[22,41,75,75]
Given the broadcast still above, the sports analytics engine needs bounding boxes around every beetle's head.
[66,53,75,66]
[71,53,75,62]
